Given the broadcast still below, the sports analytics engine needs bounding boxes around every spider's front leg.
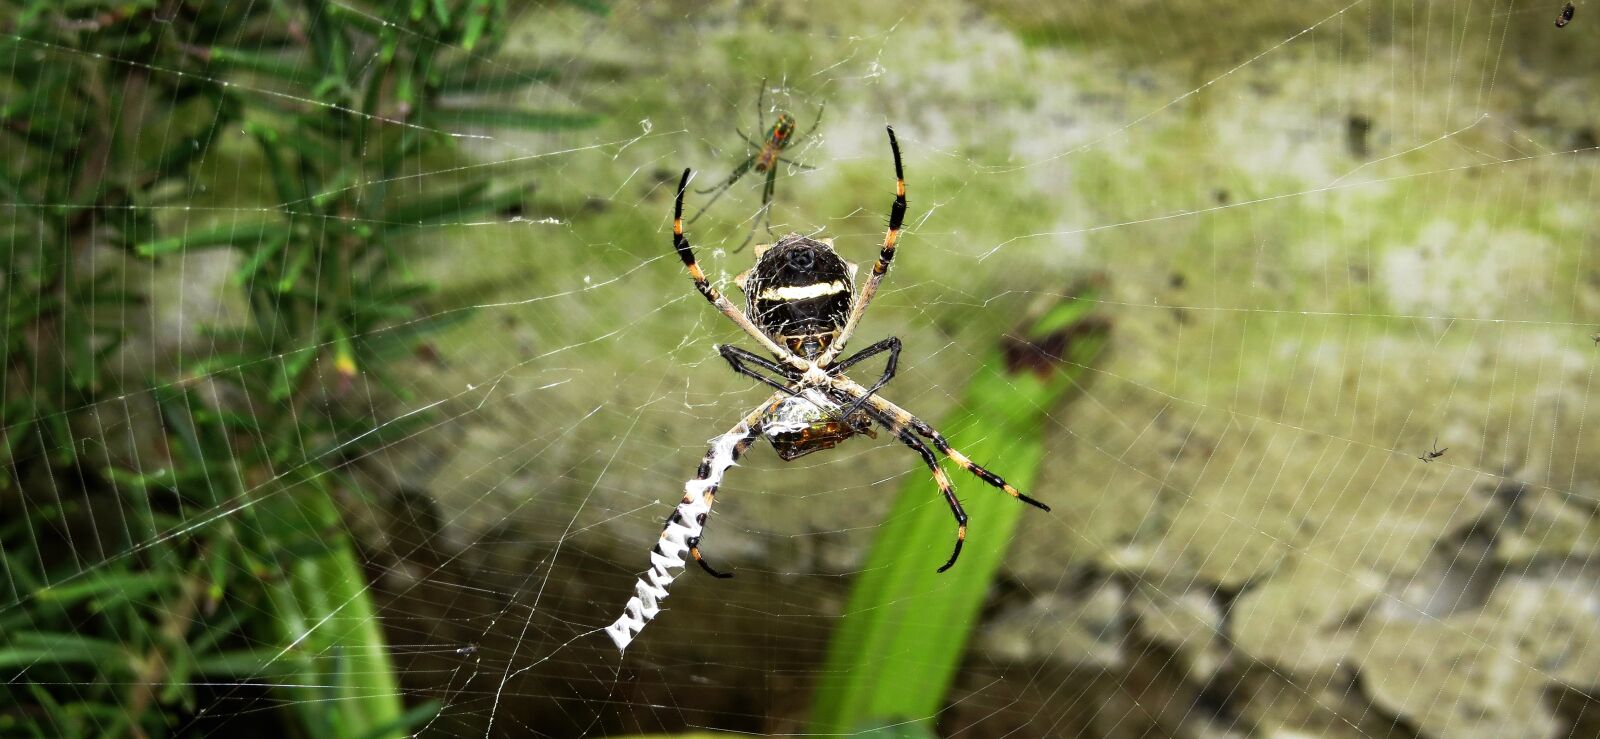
[718,344,803,397]
[816,126,905,367]
[672,169,807,369]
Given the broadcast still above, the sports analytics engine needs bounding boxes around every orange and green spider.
[689,81,825,249]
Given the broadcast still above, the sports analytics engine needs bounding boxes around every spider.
[1419,438,1447,463]
[605,127,1047,651]
[688,81,824,250]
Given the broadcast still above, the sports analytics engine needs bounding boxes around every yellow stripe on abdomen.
[757,280,847,301]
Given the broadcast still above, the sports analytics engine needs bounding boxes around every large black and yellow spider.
[606,126,1049,651]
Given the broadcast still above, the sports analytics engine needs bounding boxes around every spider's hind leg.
[859,389,1050,513]
[923,429,1050,512]
[865,406,967,573]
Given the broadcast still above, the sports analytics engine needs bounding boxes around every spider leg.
[838,379,1050,512]
[732,200,771,255]
[859,405,967,572]
[921,424,1051,512]
[817,127,905,366]
[732,169,776,254]
[694,154,756,195]
[775,157,817,171]
[794,99,826,142]
[830,337,901,421]
[672,169,808,369]
[756,165,778,238]
[755,77,767,121]
[761,163,777,207]
[829,336,901,374]
[718,344,802,396]
[688,156,758,226]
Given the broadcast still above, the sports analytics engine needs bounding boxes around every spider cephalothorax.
[737,235,857,359]
[605,126,1050,652]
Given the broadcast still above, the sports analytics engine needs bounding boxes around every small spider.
[605,127,1048,651]
[1419,438,1447,463]
[1557,2,1575,27]
[1590,331,1599,346]
[689,80,824,250]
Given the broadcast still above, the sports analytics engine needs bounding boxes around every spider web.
[6,0,1600,737]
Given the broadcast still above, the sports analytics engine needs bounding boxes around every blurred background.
[4,1,1600,737]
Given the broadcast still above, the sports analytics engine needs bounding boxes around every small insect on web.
[688,79,825,252]
[1418,438,1447,463]
[1556,2,1575,27]
[604,127,1051,652]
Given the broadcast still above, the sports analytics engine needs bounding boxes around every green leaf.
[381,185,527,233]
[187,600,249,656]
[192,649,300,677]
[461,0,492,51]
[352,699,443,739]
[33,572,174,609]
[248,122,304,205]
[135,221,289,257]
[275,242,315,293]
[197,46,316,84]
[24,683,75,736]
[429,106,599,131]
[383,181,490,226]
[155,388,209,471]
[356,308,475,364]
[268,346,321,401]
[323,1,389,36]
[233,233,289,285]
[247,121,342,171]
[810,289,1109,734]
[438,64,559,94]
[0,632,129,670]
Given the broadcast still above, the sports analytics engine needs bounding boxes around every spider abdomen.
[743,234,856,360]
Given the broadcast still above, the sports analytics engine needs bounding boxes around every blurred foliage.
[0,0,594,736]
[812,284,1109,734]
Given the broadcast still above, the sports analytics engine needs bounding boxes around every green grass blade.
[0,632,130,670]
[810,288,1108,734]
[135,221,289,258]
[438,64,560,94]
